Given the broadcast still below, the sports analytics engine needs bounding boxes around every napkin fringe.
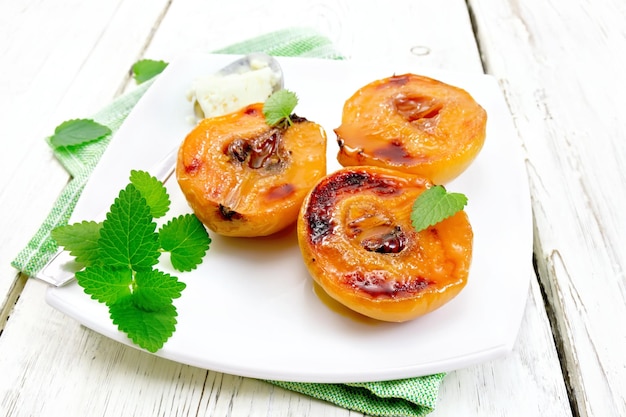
[269,376,444,417]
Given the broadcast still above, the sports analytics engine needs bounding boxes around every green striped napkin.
[12,27,444,417]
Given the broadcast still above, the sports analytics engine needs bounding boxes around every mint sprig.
[49,119,112,148]
[411,185,468,232]
[131,59,168,84]
[51,170,211,352]
[263,89,298,127]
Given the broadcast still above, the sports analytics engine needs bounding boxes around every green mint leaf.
[49,119,111,147]
[129,170,170,218]
[132,59,168,84]
[58,170,213,353]
[159,214,211,272]
[263,89,298,127]
[132,269,186,312]
[75,266,132,305]
[411,185,468,232]
[99,184,160,269]
[51,221,103,267]
[109,295,178,353]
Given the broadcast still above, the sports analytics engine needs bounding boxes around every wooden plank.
[138,0,483,67]
[468,0,626,416]
[433,280,572,416]
[0,0,170,320]
[0,0,573,416]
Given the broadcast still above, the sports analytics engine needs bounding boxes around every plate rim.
[45,53,532,383]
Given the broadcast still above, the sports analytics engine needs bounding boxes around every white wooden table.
[1,1,624,416]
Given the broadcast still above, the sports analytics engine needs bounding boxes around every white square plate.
[46,54,532,383]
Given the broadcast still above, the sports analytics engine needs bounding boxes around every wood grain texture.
[0,0,594,415]
[0,0,170,322]
[432,279,573,416]
[469,0,626,416]
[128,0,483,72]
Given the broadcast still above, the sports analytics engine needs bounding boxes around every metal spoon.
[36,53,285,287]
[217,52,284,84]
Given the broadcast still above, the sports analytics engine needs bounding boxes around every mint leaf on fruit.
[49,119,111,147]
[132,59,168,84]
[263,89,298,127]
[159,214,212,272]
[411,185,468,232]
[52,170,211,353]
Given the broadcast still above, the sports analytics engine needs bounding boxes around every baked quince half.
[176,103,327,237]
[335,74,487,184]
[297,166,472,322]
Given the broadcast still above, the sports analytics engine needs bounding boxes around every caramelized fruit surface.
[297,166,473,322]
[335,74,487,184]
[177,103,327,237]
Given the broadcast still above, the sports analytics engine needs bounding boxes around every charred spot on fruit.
[185,157,203,174]
[306,171,404,244]
[309,172,369,209]
[339,171,371,189]
[395,276,431,294]
[305,173,368,239]
[361,226,407,254]
[273,113,308,130]
[346,270,432,298]
[218,204,241,221]
[305,181,339,243]
[307,214,333,244]
[428,227,440,237]
[244,106,259,116]
[290,113,308,124]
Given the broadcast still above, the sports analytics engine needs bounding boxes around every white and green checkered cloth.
[12,27,445,417]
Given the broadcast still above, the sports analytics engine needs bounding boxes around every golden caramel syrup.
[312,282,380,325]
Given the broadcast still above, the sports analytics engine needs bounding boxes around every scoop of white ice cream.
[188,64,281,120]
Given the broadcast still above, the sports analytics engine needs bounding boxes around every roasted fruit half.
[335,73,487,184]
[297,166,473,322]
[177,103,327,237]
